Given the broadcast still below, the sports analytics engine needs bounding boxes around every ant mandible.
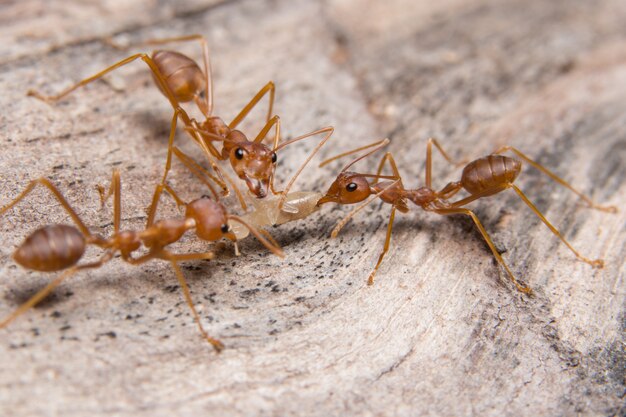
[28,34,334,212]
[316,138,616,294]
[0,169,284,352]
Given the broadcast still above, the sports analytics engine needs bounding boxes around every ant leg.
[27,51,208,165]
[331,180,400,238]
[319,138,390,171]
[168,251,215,262]
[29,54,168,104]
[228,215,285,258]
[146,184,166,227]
[256,228,281,250]
[253,115,281,147]
[182,122,247,204]
[434,207,533,294]
[185,118,223,159]
[273,126,335,211]
[374,151,403,186]
[368,206,397,285]
[172,147,248,211]
[145,181,187,227]
[228,81,276,130]
[165,254,224,352]
[494,146,617,213]
[96,170,122,233]
[0,251,114,329]
[447,186,511,208]
[125,249,223,352]
[162,184,187,207]
[437,182,463,200]
[425,138,465,189]
[171,147,220,200]
[1,178,91,237]
[509,184,604,268]
[163,110,228,196]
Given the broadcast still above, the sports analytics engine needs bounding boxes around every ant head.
[185,196,237,242]
[226,134,277,198]
[317,172,372,206]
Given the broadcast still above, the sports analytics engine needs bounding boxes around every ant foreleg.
[253,115,281,148]
[163,109,229,197]
[330,180,400,238]
[171,147,247,211]
[493,146,617,213]
[228,81,276,130]
[374,152,403,186]
[228,215,285,258]
[319,138,389,171]
[368,206,397,285]
[171,147,221,200]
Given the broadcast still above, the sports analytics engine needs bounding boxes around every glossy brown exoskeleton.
[0,171,284,352]
[28,34,334,211]
[317,138,616,294]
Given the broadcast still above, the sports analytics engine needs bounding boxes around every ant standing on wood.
[27,34,334,213]
[317,138,616,294]
[0,168,284,352]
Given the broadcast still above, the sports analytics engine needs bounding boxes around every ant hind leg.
[509,184,604,268]
[434,207,534,295]
[1,178,92,237]
[494,146,617,213]
[0,252,114,329]
[166,254,224,352]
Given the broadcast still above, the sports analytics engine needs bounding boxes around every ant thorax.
[201,116,231,140]
[141,219,190,248]
[405,187,437,208]
[371,181,409,212]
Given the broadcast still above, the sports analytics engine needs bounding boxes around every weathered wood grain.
[0,0,624,416]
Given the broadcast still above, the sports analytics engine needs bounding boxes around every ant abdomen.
[461,155,521,195]
[151,50,206,103]
[12,225,85,272]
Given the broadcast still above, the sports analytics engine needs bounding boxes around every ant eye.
[220,224,230,233]
[234,148,245,160]
[271,152,277,163]
[346,183,358,192]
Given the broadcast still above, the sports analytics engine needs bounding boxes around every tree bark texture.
[0,0,624,416]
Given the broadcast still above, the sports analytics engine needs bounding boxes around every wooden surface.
[0,0,625,416]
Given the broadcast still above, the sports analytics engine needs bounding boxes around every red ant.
[28,34,334,212]
[0,169,284,352]
[316,138,616,294]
